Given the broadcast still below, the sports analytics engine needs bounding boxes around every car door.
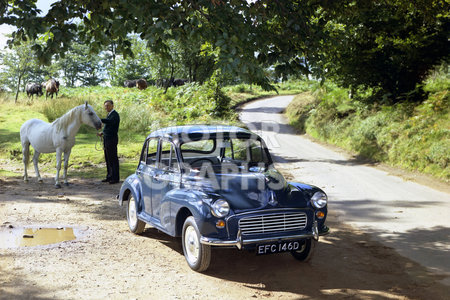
[137,137,159,215]
[151,139,181,226]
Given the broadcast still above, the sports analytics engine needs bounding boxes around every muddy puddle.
[0,226,79,248]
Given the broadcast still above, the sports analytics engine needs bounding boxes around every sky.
[0,0,54,49]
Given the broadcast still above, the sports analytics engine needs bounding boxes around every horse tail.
[20,122,31,168]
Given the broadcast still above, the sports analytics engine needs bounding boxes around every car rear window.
[180,139,216,155]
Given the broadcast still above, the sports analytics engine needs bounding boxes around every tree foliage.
[56,37,105,87]
[1,0,449,102]
[107,36,153,86]
[314,0,450,101]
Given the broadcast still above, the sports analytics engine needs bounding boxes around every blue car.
[119,125,329,272]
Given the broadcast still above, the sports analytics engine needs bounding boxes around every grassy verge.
[286,75,450,182]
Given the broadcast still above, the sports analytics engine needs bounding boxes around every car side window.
[159,140,179,172]
[233,139,248,161]
[140,139,149,164]
[146,138,158,167]
[249,140,263,163]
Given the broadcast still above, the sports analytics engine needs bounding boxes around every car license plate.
[256,240,301,255]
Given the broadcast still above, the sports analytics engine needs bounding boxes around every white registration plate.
[256,240,301,255]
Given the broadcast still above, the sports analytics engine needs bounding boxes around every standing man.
[98,100,120,184]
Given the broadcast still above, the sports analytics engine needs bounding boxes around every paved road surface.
[239,95,450,285]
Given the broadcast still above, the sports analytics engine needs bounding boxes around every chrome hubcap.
[184,226,199,264]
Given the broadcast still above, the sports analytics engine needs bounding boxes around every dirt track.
[1,95,449,299]
[1,171,449,299]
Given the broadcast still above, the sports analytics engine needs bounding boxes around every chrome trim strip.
[200,232,315,248]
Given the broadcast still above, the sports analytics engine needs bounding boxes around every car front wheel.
[182,216,211,272]
[126,194,145,234]
[290,238,316,261]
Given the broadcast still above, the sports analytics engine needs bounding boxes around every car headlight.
[211,199,230,218]
[311,192,327,209]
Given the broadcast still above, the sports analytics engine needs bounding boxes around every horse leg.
[32,151,42,183]
[22,140,30,182]
[63,149,71,186]
[55,148,62,188]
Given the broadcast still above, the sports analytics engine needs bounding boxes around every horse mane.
[52,105,82,132]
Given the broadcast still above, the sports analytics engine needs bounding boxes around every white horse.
[20,102,102,188]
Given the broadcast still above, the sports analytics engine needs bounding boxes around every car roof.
[147,125,261,142]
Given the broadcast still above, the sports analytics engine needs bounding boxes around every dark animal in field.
[45,79,60,99]
[124,80,137,88]
[26,83,43,99]
[155,78,188,88]
[173,78,188,87]
[136,78,148,90]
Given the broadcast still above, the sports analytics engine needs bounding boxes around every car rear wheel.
[182,216,211,272]
[127,194,145,234]
[290,238,315,261]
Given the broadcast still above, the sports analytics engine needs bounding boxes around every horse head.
[82,102,102,130]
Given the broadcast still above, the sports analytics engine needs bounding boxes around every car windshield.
[180,137,270,172]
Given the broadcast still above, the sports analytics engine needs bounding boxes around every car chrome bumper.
[200,221,325,250]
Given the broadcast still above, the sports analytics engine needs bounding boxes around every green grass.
[286,73,450,181]
[0,102,46,157]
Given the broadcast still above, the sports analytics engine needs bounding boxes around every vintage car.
[118,125,329,272]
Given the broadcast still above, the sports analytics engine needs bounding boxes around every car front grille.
[238,212,307,235]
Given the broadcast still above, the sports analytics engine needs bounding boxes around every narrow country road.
[239,95,450,285]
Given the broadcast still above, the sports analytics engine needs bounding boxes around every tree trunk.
[15,72,23,103]
[164,64,175,94]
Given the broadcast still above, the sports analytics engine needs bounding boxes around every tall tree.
[1,0,273,89]
[108,36,153,86]
[2,0,449,100]
[57,40,105,87]
[313,0,450,101]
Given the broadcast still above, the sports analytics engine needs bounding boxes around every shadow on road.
[139,219,450,299]
[0,253,55,300]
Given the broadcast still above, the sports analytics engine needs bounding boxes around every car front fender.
[288,182,329,234]
[164,189,213,237]
[118,174,142,207]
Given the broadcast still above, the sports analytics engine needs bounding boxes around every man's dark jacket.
[101,110,120,138]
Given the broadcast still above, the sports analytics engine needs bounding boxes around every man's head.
[104,100,114,113]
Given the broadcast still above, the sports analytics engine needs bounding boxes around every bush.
[286,92,318,133]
